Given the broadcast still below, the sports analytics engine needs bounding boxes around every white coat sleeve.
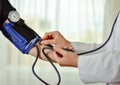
[71,12,120,83]
[71,42,120,83]
[71,42,104,54]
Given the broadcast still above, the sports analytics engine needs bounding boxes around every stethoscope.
[32,12,119,85]
[78,12,119,55]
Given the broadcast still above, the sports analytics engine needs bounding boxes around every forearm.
[29,46,38,57]
[29,44,56,62]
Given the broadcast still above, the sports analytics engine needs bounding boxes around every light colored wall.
[103,0,120,39]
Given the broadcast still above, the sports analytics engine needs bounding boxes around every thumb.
[53,46,66,56]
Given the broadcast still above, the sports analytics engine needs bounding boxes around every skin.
[41,31,79,67]
[41,31,74,50]
[53,46,78,67]
[29,44,57,62]
[4,20,78,67]
[29,43,78,67]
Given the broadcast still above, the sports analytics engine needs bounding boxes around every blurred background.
[0,0,120,85]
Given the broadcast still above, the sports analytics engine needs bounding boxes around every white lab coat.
[71,13,120,85]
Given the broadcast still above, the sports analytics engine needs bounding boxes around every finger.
[41,40,55,45]
[53,46,67,56]
[69,47,75,51]
[63,46,75,51]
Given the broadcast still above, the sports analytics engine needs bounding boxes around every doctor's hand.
[41,31,74,50]
[53,46,78,67]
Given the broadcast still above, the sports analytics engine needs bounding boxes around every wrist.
[29,44,41,58]
[29,46,38,57]
[72,56,78,67]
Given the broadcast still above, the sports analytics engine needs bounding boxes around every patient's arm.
[29,44,56,62]
[3,20,55,62]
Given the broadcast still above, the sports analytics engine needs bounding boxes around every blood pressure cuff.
[0,0,16,28]
[1,19,41,54]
